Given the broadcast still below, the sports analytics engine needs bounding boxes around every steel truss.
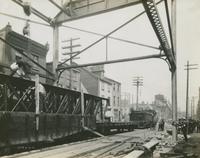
[0,74,106,119]
[142,0,176,71]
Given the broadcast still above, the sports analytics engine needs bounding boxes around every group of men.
[172,119,200,142]
[157,118,200,142]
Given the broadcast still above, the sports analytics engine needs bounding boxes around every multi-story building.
[80,65,121,121]
[0,24,48,83]
[104,77,121,122]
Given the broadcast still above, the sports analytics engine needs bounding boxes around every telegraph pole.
[133,77,143,110]
[184,61,198,121]
[62,38,81,89]
[184,61,198,134]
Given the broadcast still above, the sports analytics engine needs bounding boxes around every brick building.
[0,24,48,83]
[46,62,81,91]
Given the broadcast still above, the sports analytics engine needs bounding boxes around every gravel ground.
[154,132,200,158]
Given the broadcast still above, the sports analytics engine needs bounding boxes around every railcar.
[129,110,158,129]
[0,24,109,151]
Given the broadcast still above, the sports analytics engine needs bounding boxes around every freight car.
[0,73,107,151]
[129,110,158,129]
[0,24,109,151]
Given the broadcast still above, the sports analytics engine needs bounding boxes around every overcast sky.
[0,0,200,112]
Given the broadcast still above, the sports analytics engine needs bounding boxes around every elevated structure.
[7,0,177,141]
[54,0,141,23]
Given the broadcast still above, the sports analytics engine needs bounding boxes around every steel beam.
[49,0,71,16]
[54,0,141,24]
[53,25,59,75]
[171,0,177,142]
[57,54,165,70]
[10,0,52,24]
[142,0,176,71]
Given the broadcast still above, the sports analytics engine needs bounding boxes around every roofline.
[103,76,121,84]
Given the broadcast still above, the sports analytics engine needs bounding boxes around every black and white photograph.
[0,0,200,157]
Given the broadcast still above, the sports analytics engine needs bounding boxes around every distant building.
[46,62,81,91]
[104,77,121,122]
[120,92,132,122]
[79,65,121,121]
[151,94,172,120]
[0,24,48,83]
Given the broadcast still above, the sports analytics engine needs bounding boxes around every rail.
[123,139,159,158]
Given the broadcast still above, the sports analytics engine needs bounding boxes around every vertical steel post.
[35,74,40,131]
[70,38,73,89]
[106,37,108,61]
[81,90,85,126]
[171,0,177,142]
[53,25,59,76]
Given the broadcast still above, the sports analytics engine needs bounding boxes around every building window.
[113,83,115,91]
[108,85,110,93]
[118,84,120,92]
[113,96,115,106]
[118,97,120,106]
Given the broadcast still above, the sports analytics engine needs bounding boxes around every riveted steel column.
[53,25,59,75]
[171,0,177,142]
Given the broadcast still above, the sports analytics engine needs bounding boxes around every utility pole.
[62,38,81,89]
[133,77,143,110]
[184,61,198,121]
[184,61,198,135]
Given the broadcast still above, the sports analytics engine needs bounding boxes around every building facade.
[80,65,121,121]
[151,94,172,120]
[0,24,48,83]
[46,62,81,91]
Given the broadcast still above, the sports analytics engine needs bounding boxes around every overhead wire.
[0,11,159,50]
[0,11,51,27]
[61,24,160,50]
[58,0,164,67]
[58,11,146,67]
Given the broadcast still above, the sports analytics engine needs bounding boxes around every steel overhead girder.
[142,0,176,70]
[11,0,52,24]
[54,0,141,24]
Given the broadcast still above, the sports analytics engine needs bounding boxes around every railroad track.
[3,129,156,158]
[68,130,149,158]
